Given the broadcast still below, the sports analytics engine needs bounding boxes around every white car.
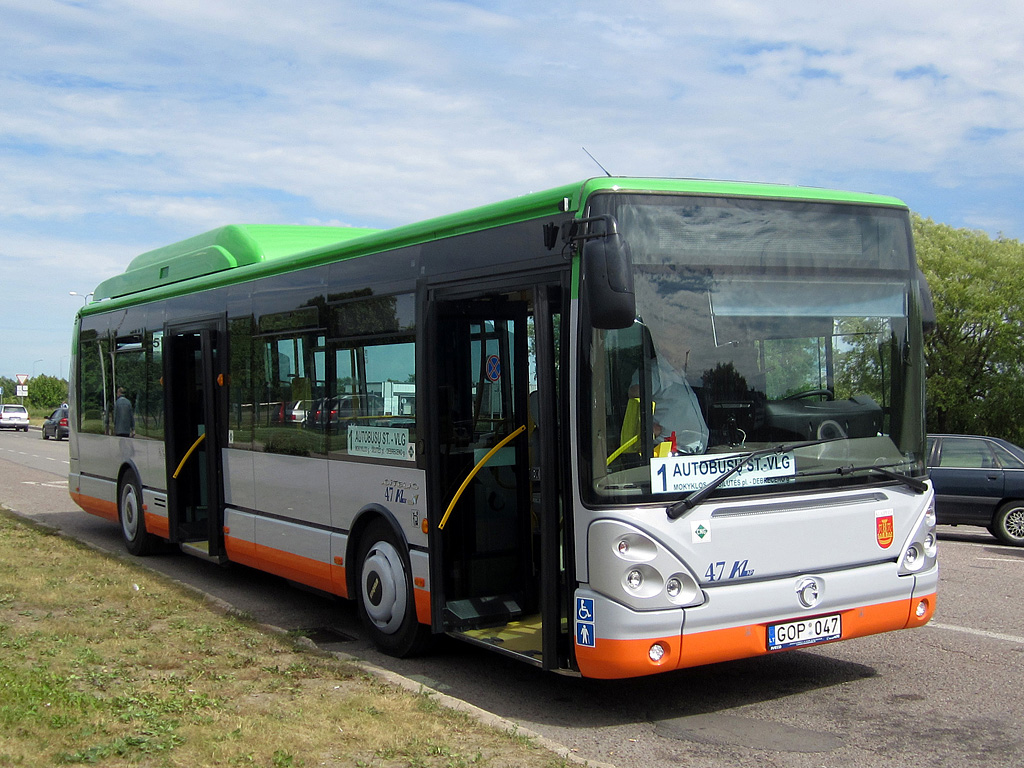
[0,404,30,432]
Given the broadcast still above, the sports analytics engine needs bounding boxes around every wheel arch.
[116,459,145,494]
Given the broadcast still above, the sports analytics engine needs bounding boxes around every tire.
[355,519,431,657]
[990,502,1024,547]
[42,429,49,439]
[119,471,156,556]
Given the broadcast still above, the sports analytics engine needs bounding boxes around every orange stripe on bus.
[414,585,431,624]
[145,512,169,539]
[223,536,430,624]
[252,543,336,594]
[575,594,937,680]
[70,491,118,522]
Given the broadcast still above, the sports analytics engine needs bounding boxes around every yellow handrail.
[606,434,639,465]
[438,424,526,531]
[172,432,207,479]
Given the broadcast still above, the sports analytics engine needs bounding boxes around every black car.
[41,406,69,441]
[927,434,1024,546]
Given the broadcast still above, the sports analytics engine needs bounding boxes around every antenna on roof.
[582,147,612,177]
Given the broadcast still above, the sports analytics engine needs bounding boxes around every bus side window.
[327,293,416,459]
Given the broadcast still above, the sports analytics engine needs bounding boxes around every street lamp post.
[32,359,43,378]
[69,291,93,304]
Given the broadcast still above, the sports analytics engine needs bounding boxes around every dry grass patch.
[0,510,572,767]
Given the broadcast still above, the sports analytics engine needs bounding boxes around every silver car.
[0,404,30,432]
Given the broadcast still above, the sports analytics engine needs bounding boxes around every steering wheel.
[784,389,835,401]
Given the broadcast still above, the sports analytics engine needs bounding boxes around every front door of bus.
[428,287,563,669]
[165,322,226,558]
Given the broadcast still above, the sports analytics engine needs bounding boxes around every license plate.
[767,614,842,651]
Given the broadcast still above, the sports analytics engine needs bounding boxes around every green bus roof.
[88,178,909,306]
[93,225,380,301]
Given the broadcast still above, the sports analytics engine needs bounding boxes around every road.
[1,429,1022,768]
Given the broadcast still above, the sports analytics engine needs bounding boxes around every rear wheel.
[990,502,1024,547]
[356,519,431,657]
[119,471,157,556]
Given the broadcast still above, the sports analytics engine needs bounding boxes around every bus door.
[165,321,227,559]
[427,285,564,669]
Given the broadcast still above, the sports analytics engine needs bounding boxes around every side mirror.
[582,232,636,329]
[916,268,936,335]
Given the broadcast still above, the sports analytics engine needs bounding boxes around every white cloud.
[2,0,1024,375]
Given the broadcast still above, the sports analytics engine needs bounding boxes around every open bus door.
[165,320,228,560]
[426,283,567,670]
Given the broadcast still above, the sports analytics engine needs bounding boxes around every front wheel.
[356,519,431,657]
[119,471,157,556]
[990,502,1024,547]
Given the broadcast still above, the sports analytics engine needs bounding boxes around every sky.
[2,0,1023,381]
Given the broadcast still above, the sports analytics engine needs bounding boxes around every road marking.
[975,557,1023,564]
[928,621,1024,645]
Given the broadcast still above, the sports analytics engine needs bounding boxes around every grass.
[0,509,573,768]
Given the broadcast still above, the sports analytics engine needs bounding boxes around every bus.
[68,177,938,679]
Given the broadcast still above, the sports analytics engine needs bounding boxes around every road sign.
[16,374,28,385]
[485,354,501,382]
[16,386,28,397]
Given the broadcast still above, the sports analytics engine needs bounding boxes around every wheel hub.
[361,541,407,634]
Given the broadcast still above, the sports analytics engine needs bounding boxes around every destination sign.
[651,451,796,494]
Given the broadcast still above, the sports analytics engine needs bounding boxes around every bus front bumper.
[572,562,937,679]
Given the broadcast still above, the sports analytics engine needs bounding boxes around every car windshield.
[581,192,927,505]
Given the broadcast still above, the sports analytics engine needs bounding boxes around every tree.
[0,376,14,403]
[914,215,1024,443]
[27,375,68,410]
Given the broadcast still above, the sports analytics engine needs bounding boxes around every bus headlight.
[626,569,644,590]
[666,577,682,598]
[923,532,937,558]
[588,520,705,610]
[898,497,938,576]
[902,544,924,572]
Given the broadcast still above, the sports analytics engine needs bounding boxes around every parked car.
[41,406,69,440]
[0,404,30,432]
[287,400,310,425]
[927,434,1024,546]
[304,395,384,431]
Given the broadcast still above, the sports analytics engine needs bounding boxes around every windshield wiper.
[666,437,845,520]
[834,463,928,493]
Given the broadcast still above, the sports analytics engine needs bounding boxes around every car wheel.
[42,429,48,439]
[119,471,157,556]
[990,501,1024,547]
[356,519,431,657]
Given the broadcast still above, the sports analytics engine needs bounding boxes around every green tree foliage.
[914,215,1024,443]
[0,376,15,402]
[27,375,68,410]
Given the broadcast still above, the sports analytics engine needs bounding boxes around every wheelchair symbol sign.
[575,597,595,647]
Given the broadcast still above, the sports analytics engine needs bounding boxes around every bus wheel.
[356,520,430,657]
[991,502,1024,547]
[119,471,155,556]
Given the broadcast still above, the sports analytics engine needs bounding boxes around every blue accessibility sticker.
[575,597,595,647]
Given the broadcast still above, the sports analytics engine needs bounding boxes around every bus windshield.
[582,193,925,504]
